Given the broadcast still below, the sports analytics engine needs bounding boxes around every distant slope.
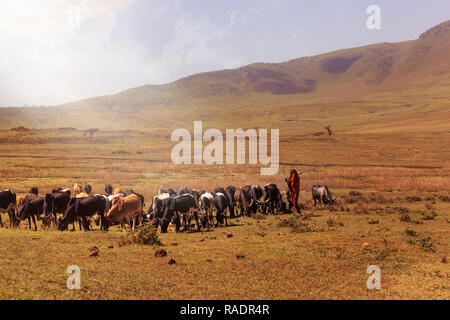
[1,20,450,132]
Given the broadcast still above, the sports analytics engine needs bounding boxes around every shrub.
[418,237,435,253]
[368,219,379,224]
[406,196,422,202]
[130,223,162,246]
[404,228,418,237]
[421,211,438,221]
[278,216,315,233]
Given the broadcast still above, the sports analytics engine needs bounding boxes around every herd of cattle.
[0,183,336,233]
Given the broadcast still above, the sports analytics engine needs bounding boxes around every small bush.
[112,150,131,155]
[368,218,379,224]
[418,237,435,253]
[404,228,418,237]
[438,195,450,202]
[130,223,162,246]
[421,211,438,221]
[278,216,315,233]
[406,196,422,202]
[348,191,362,196]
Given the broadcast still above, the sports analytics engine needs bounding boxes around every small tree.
[83,128,99,141]
[325,125,332,136]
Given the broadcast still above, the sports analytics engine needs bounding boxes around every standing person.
[285,168,301,213]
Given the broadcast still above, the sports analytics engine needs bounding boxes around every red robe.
[288,169,300,212]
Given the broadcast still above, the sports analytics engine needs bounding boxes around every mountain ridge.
[1,20,449,132]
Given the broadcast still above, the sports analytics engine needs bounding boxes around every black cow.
[105,184,113,196]
[15,194,44,230]
[249,185,263,213]
[160,188,177,196]
[311,185,336,207]
[84,184,92,195]
[262,183,283,215]
[234,187,252,217]
[0,190,17,227]
[214,187,235,218]
[213,192,229,227]
[199,192,214,227]
[57,196,106,231]
[29,187,39,196]
[225,186,236,218]
[177,186,192,195]
[159,194,200,233]
[43,189,71,227]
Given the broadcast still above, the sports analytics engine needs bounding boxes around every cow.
[160,188,177,196]
[91,193,124,227]
[199,192,214,227]
[148,192,171,221]
[249,185,263,213]
[0,190,17,227]
[84,184,92,195]
[234,186,252,217]
[159,194,200,233]
[105,184,113,196]
[15,194,44,230]
[104,194,142,231]
[311,185,336,207]
[113,187,123,194]
[214,187,235,218]
[213,193,229,227]
[225,186,236,218]
[177,186,191,195]
[57,195,107,231]
[42,189,71,227]
[122,189,145,225]
[262,183,283,215]
[29,187,39,196]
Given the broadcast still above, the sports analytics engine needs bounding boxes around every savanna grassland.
[0,20,449,300]
[0,128,448,300]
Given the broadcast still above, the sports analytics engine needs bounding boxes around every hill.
[1,20,450,132]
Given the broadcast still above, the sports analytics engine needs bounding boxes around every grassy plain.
[0,128,448,299]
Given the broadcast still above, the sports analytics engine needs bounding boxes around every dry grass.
[0,129,448,300]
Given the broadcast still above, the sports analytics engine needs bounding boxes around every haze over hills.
[1,20,450,132]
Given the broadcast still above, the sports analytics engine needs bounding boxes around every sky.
[0,0,449,107]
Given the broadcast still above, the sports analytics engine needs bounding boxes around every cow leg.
[31,215,37,231]
[132,215,136,230]
[194,212,201,231]
[223,212,228,227]
[0,214,3,227]
[174,214,181,233]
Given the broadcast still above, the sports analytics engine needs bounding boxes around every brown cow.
[105,194,142,231]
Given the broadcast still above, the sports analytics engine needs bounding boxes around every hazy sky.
[0,0,449,107]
